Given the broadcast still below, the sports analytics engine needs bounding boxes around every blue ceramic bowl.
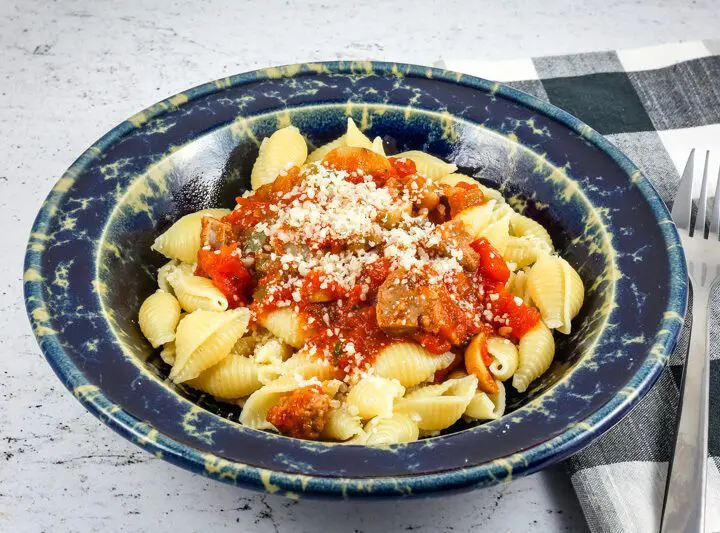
[24,62,687,498]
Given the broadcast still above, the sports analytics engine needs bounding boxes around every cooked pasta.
[527,252,584,334]
[465,379,506,420]
[373,343,454,387]
[157,259,180,293]
[280,350,337,382]
[371,136,385,156]
[170,308,250,383]
[394,150,457,180]
[140,123,586,444]
[512,321,555,393]
[502,236,543,268]
[160,341,176,366]
[346,376,405,419]
[251,126,308,190]
[479,213,511,256]
[344,118,374,150]
[486,336,519,381]
[305,118,369,163]
[258,308,309,348]
[509,212,553,247]
[138,290,181,348]
[187,352,261,399]
[166,265,229,313]
[395,375,478,431]
[454,200,496,238]
[363,413,419,445]
[321,405,364,441]
[151,209,230,264]
[505,269,534,306]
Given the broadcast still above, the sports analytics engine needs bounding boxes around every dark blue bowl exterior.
[24,62,687,498]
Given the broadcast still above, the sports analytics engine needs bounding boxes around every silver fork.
[661,149,720,533]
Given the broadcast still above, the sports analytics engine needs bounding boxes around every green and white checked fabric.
[438,41,720,533]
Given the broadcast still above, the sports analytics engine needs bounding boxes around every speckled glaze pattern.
[24,61,687,498]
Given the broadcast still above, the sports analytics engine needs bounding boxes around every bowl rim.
[24,60,688,497]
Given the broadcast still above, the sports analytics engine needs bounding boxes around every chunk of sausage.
[376,269,466,344]
[426,219,480,272]
[200,216,234,250]
[266,386,331,440]
[375,269,423,335]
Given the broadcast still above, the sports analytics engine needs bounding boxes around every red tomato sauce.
[209,150,539,380]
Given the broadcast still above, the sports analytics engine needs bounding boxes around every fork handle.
[660,281,710,533]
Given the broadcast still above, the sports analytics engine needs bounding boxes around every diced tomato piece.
[322,147,394,185]
[470,238,511,284]
[388,156,417,178]
[197,243,253,307]
[362,257,393,292]
[446,182,484,218]
[225,197,273,227]
[490,290,540,339]
[413,332,453,354]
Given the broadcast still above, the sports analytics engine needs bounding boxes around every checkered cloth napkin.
[438,41,720,533]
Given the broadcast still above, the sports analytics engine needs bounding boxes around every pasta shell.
[251,126,308,190]
[254,336,294,384]
[503,236,542,268]
[167,265,228,313]
[464,380,506,420]
[321,405,364,441]
[439,173,477,187]
[280,350,336,381]
[345,118,374,150]
[187,352,261,399]
[151,209,230,264]
[510,213,553,247]
[157,259,180,293]
[346,376,405,419]
[364,413,419,445]
[232,335,260,357]
[393,150,457,180]
[170,308,250,383]
[258,308,309,348]
[395,375,478,431]
[511,321,555,393]
[370,136,385,156]
[527,253,584,333]
[373,343,454,388]
[486,336,519,381]
[138,290,181,348]
[305,119,377,164]
[454,200,496,239]
[479,214,511,256]
[505,269,534,306]
[160,341,176,366]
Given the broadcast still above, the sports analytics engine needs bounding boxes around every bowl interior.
[99,104,613,419]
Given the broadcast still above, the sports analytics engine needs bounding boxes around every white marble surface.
[2,0,718,531]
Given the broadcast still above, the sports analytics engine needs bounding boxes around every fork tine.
[693,151,710,237]
[711,162,720,239]
[672,149,695,230]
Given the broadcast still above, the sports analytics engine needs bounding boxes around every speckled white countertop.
[2,1,718,531]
